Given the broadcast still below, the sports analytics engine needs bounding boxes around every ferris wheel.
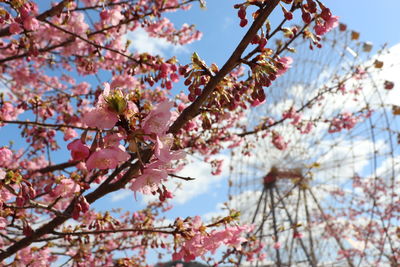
[228,26,400,266]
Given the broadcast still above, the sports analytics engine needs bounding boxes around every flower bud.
[238,6,246,19]
[384,81,394,90]
[240,18,248,27]
[302,11,312,24]
[320,8,332,21]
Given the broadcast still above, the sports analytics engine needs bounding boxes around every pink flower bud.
[80,197,90,213]
[302,12,312,24]
[273,242,281,249]
[384,81,394,90]
[240,19,248,28]
[9,23,23,35]
[321,8,332,21]
[238,7,246,19]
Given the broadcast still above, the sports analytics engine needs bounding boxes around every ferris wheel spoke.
[307,186,355,267]
[269,187,282,267]
[274,187,317,267]
[302,189,318,266]
[252,188,266,224]
[287,188,302,266]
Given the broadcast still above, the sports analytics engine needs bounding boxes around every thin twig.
[169,173,196,181]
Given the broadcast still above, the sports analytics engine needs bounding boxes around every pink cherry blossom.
[86,146,130,170]
[300,121,313,134]
[0,147,13,168]
[282,107,302,126]
[314,16,339,36]
[251,98,266,107]
[9,23,23,34]
[67,139,90,161]
[293,231,303,239]
[142,101,174,136]
[0,217,7,230]
[276,57,293,77]
[100,8,124,26]
[104,133,126,147]
[328,113,358,133]
[271,133,288,150]
[0,103,23,121]
[273,242,281,249]
[15,247,57,266]
[23,16,39,31]
[130,167,168,194]
[82,107,119,129]
[0,168,5,180]
[63,128,78,141]
[155,135,185,163]
[50,178,81,198]
[173,219,251,262]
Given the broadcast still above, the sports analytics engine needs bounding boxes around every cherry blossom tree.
[0,0,386,266]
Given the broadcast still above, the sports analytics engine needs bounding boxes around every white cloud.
[110,189,132,202]
[155,154,229,205]
[125,28,188,57]
[222,16,234,30]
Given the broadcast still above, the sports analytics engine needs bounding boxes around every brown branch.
[35,161,79,174]
[167,0,281,134]
[0,38,75,64]
[274,19,313,57]
[0,120,93,130]
[169,173,196,181]
[52,227,177,236]
[3,201,64,217]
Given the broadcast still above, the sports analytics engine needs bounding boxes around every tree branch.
[169,173,196,181]
[0,120,94,130]
[35,161,79,174]
[52,227,177,236]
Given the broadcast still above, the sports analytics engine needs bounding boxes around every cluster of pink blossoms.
[66,83,184,197]
[271,132,288,151]
[0,102,23,122]
[328,112,358,133]
[314,7,339,36]
[172,216,251,262]
[0,147,13,168]
[8,2,39,35]
[282,107,302,125]
[130,101,185,195]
